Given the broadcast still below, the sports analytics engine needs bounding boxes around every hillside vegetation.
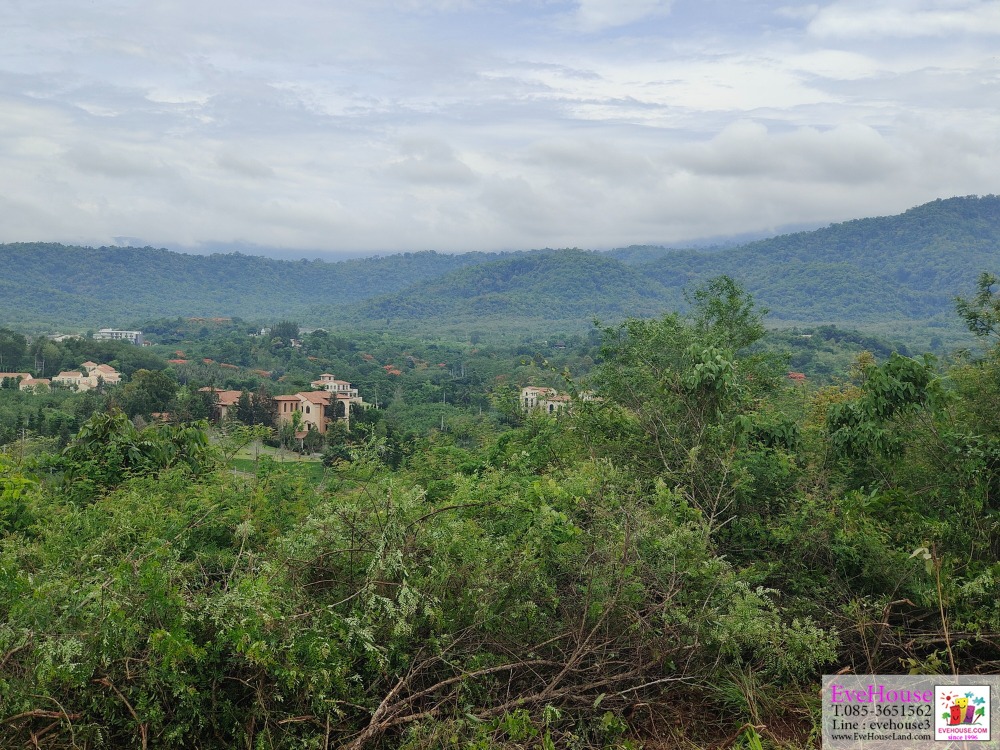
[2,196,999,346]
[0,245,499,326]
[2,278,999,748]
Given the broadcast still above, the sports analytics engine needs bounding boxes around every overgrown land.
[2,273,1000,749]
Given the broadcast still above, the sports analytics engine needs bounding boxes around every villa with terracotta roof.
[276,391,337,434]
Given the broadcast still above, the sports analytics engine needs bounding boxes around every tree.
[233,387,276,427]
[59,411,216,498]
[271,320,299,341]
[955,271,1000,341]
[687,274,767,350]
[120,369,178,417]
[251,385,277,427]
[234,390,254,425]
[172,385,215,423]
[584,277,787,533]
[0,328,27,371]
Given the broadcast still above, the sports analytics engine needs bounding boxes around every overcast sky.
[1,0,998,256]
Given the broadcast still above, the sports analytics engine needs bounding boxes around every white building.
[93,329,144,346]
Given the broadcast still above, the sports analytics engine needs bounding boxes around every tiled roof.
[198,387,243,405]
[300,391,331,404]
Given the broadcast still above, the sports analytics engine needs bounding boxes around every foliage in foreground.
[1,276,999,749]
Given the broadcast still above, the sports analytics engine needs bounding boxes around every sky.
[1,0,999,256]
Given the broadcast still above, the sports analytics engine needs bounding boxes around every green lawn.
[232,441,321,463]
[231,456,329,483]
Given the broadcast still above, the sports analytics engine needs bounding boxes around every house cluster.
[1,361,122,393]
[0,372,50,392]
[53,361,123,391]
[201,375,364,434]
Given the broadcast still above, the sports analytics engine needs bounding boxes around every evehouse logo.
[934,685,991,742]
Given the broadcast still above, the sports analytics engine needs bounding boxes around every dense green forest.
[3,196,1000,348]
[1,276,998,748]
[0,246,501,327]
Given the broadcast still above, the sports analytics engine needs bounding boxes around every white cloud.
[808,0,1000,38]
[571,0,675,32]
[0,0,998,253]
[775,4,821,21]
[385,140,478,185]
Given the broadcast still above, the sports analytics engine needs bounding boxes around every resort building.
[93,329,144,346]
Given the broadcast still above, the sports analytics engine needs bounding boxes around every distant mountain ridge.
[0,244,502,326]
[2,195,999,339]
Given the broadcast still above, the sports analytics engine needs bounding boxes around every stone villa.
[520,385,571,414]
[521,385,597,414]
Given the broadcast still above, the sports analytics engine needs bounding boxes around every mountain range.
[2,195,999,344]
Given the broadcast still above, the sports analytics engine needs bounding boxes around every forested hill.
[339,250,677,331]
[2,195,1000,336]
[341,195,1000,335]
[632,195,1000,323]
[0,244,501,326]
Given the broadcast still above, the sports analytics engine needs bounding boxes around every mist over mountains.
[2,195,999,340]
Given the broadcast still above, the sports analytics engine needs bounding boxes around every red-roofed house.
[198,388,243,422]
